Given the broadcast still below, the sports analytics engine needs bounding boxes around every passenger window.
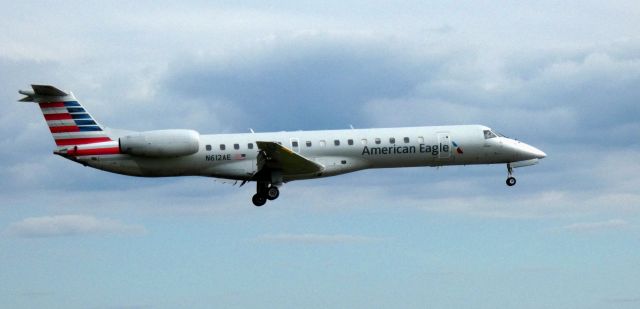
[320,140,326,147]
[234,143,240,150]
[334,140,340,146]
[404,137,410,143]
[375,138,381,144]
[248,143,254,149]
[361,139,367,145]
[306,141,312,147]
[292,141,299,147]
[220,144,226,150]
[389,137,395,144]
[206,145,212,151]
[418,136,424,143]
[348,139,354,146]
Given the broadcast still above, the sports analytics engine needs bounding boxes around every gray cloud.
[1,1,639,218]
[365,44,640,147]
[152,31,640,152]
[160,35,443,131]
[4,215,146,238]
[1,3,640,308]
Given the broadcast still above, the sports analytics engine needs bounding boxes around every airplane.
[19,84,547,206]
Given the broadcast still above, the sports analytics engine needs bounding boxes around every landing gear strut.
[252,181,280,206]
[506,163,516,186]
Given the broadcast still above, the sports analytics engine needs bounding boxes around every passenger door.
[437,132,451,159]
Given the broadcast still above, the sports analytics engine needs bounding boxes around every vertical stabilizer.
[19,85,113,147]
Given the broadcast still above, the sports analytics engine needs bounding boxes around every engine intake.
[119,129,200,157]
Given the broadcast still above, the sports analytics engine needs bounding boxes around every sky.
[1,1,639,308]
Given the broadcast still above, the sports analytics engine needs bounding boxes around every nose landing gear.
[506,163,516,186]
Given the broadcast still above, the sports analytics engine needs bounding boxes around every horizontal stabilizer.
[19,85,68,102]
[32,85,68,96]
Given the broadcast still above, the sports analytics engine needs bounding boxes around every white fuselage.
[80,124,546,182]
[20,84,547,206]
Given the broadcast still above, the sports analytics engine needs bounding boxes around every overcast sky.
[1,1,639,308]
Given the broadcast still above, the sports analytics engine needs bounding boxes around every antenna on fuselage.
[249,128,255,133]
[349,124,355,129]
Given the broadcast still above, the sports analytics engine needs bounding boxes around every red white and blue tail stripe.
[20,85,119,155]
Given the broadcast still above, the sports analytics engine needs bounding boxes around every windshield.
[483,130,497,139]
[483,129,507,139]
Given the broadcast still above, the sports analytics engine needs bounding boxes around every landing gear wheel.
[506,177,516,186]
[266,186,280,200]
[252,194,267,207]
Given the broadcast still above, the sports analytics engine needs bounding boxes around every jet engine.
[119,129,200,157]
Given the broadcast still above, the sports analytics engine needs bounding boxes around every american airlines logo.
[361,142,461,156]
[453,141,464,154]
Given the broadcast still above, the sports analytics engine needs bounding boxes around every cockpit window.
[483,130,498,139]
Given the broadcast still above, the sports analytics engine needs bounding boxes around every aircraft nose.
[519,143,546,159]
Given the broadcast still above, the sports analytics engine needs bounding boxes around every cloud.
[558,219,630,233]
[1,3,640,308]
[1,2,639,221]
[160,34,437,131]
[364,44,640,147]
[4,215,146,238]
[256,233,385,244]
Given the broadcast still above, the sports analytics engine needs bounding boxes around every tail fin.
[19,85,113,147]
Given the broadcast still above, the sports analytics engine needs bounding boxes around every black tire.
[252,194,267,206]
[506,177,516,186]
[266,186,280,200]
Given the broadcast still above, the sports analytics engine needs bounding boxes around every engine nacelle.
[119,129,200,157]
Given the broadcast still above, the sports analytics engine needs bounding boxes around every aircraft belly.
[311,156,369,177]
[202,160,255,179]
[363,152,441,168]
[82,154,254,178]
[82,155,145,176]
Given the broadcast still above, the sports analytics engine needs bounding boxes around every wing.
[256,141,324,176]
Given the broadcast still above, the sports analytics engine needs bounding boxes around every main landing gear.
[506,163,516,186]
[252,181,280,207]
